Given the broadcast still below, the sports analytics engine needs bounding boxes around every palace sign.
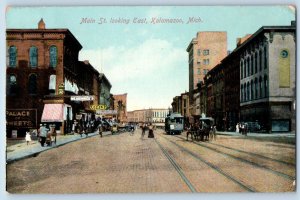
[6,109,37,128]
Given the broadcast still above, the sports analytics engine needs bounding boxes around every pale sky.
[6,6,295,111]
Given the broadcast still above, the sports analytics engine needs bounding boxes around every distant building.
[186,32,227,116]
[113,93,127,122]
[99,73,112,109]
[127,108,169,127]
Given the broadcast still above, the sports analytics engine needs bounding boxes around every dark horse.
[187,122,211,141]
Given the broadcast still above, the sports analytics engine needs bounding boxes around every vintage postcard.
[5,6,296,194]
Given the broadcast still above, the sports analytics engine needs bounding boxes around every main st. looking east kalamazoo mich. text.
[80,17,203,25]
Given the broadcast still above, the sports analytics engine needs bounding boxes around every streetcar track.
[156,134,256,192]
[201,138,294,166]
[154,138,197,192]
[171,134,294,180]
[174,134,294,166]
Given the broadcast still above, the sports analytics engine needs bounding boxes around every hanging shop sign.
[90,104,107,110]
[6,109,37,128]
[71,95,94,101]
[96,110,118,115]
[58,83,65,95]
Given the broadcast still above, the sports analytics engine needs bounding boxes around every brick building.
[186,32,227,116]
[113,93,127,123]
[198,22,296,132]
[6,19,103,137]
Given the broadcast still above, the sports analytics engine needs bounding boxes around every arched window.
[29,46,38,67]
[247,57,250,77]
[49,74,56,94]
[259,49,263,71]
[254,78,258,99]
[250,56,253,75]
[28,74,37,94]
[259,77,263,98]
[264,75,268,97]
[240,61,244,79]
[250,80,253,100]
[49,46,57,67]
[241,85,243,102]
[254,52,258,74]
[247,82,250,101]
[264,46,268,69]
[244,83,247,102]
[8,46,17,67]
[7,74,17,95]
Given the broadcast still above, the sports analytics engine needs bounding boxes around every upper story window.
[29,46,38,68]
[203,49,209,56]
[49,46,58,67]
[7,74,17,95]
[28,74,37,94]
[8,46,17,67]
[203,59,209,65]
[197,49,201,56]
[197,68,201,75]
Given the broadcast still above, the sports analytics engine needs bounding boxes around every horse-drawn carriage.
[187,117,215,141]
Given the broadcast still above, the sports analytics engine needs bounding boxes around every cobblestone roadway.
[6,129,296,193]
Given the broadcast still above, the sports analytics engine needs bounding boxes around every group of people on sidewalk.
[236,123,248,135]
[35,124,57,147]
[141,123,155,139]
[25,124,57,147]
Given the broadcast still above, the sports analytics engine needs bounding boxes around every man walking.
[39,124,48,147]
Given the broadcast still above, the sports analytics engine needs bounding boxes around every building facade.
[113,93,128,123]
[196,22,296,132]
[6,19,103,137]
[99,73,112,109]
[186,32,227,116]
[238,24,296,132]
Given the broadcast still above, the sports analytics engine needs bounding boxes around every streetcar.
[165,113,184,135]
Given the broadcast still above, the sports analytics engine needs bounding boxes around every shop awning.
[41,104,64,122]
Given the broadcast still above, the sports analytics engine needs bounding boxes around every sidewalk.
[6,131,111,164]
[216,131,296,138]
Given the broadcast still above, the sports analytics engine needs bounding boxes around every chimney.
[38,18,45,29]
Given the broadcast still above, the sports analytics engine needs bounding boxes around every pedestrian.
[25,131,31,145]
[39,124,48,147]
[72,120,77,134]
[49,124,57,145]
[99,124,103,138]
[236,123,240,133]
[148,123,154,138]
[211,125,217,140]
[141,124,146,138]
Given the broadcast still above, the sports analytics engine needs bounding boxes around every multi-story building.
[205,63,226,130]
[198,21,296,132]
[171,96,181,114]
[6,19,103,137]
[99,73,112,109]
[127,111,134,122]
[186,32,227,116]
[238,23,296,132]
[127,108,169,127]
[113,93,127,123]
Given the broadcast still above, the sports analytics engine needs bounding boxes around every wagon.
[187,117,215,141]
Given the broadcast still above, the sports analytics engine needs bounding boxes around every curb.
[6,131,111,164]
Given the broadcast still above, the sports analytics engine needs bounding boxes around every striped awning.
[41,104,64,122]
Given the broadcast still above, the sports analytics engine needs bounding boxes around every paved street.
[6,129,295,193]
